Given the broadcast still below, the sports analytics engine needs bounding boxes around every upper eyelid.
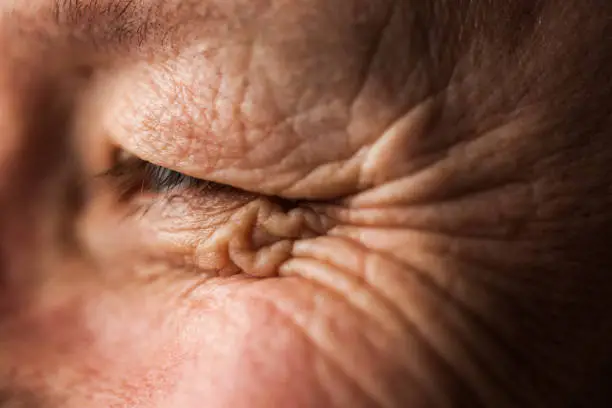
[100,152,236,199]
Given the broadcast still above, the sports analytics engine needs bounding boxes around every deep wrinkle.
[1,1,611,407]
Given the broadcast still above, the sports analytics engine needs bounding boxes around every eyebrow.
[51,0,169,50]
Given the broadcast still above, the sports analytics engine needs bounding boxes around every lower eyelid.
[156,198,331,276]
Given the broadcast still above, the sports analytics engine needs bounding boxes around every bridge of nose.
[0,53,86,299]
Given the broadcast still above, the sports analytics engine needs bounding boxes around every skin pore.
[0,0,611,407]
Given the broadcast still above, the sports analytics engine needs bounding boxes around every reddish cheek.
[4,292,185,406]
[8,285,319,408]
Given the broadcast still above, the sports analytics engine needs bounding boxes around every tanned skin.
[0,1,611,407]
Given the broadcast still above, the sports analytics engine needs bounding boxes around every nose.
[0,58,83,311]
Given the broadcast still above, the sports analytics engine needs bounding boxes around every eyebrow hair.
[51,0,167,49]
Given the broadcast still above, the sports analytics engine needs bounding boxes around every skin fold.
[0,0,611,407]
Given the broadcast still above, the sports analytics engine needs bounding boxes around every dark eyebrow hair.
[47,1,234,56]
[51,0,168,49]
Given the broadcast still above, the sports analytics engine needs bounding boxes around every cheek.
[4,272,323,408]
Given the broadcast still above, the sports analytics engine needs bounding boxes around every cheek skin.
[3,279,305,407]
[4,249,434,408]
[2,275,383,408]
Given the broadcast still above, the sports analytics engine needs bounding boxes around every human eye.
[100,150,241,201]
[83,146,329,280]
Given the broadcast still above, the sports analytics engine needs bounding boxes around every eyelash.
[101,154,223,200]
[100,151,305,210]
[140,163,204,192]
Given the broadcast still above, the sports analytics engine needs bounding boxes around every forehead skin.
[0,1,611,408]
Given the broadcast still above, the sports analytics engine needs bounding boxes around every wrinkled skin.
[0,1,611,407]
